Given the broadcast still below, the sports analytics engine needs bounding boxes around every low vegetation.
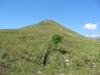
[52,34,63,50]
[0,20,100,75]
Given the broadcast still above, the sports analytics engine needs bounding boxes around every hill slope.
[0,20,100,75]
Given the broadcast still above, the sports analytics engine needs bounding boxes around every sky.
[0,0,100,37]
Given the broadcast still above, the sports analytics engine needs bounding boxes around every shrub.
[51,34,63,50]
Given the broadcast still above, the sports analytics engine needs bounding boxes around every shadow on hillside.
[43,51,49,66]
[59,49,68,54]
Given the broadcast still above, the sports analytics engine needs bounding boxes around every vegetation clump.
[52,34,63,50]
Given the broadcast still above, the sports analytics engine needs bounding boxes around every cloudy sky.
[0,0,100,37]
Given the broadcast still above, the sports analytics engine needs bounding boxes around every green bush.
[51,34,63,50]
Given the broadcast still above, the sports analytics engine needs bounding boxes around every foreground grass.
[0,20,100,75]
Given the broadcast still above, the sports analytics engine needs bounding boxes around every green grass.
[0,20,100,75]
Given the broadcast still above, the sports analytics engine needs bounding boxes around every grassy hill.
[0,20,100,75]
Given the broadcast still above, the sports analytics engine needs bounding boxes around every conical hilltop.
[0,20,100,75]
[20,19,84,38]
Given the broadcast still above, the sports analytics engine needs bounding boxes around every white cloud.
[84,23,97,30]
[91,34,100,38]
[85,35,88,37]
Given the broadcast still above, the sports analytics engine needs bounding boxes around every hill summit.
[21,19,82,38]
[42,19,54,23]
[0,20,100,75]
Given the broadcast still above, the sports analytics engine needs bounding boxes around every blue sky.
[0,0,100,37]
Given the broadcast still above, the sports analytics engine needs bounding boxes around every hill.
[93,37,100,41]
[0,20,100,75]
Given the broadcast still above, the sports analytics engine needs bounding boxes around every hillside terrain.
[0,20,100,75]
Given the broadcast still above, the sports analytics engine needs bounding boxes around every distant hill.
[92,37,100,41]
[0,20,100,75]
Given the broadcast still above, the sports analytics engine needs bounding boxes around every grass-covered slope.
[0,20,100,75]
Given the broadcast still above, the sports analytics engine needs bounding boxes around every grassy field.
[0,20,100,75]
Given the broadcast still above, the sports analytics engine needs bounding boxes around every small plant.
[51,34,63,50]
